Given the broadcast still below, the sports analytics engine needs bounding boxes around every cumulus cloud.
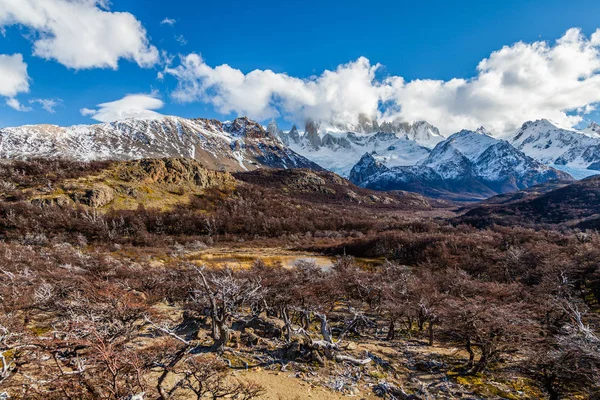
[81,93,164,122]
[0,0,159,70]
[30,98,62,113]
[165,55,382,124]
[0,54,30,98]
[165,28,600,135]
[6,98,31,112]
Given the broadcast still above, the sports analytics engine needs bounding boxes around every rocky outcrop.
[116,158,236,189]
[69,184,115,208]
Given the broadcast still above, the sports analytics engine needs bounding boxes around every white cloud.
[165,54,382,124]
[0,0,159,70]
[30,98,62,113]
[175,35,187,46]
[160,17,176,26]
[81,93,164,122]
[80,107,97,117]
[0,54,30,98]
[6,98,31,112]
[165,28,600,135]
[381,27,600,134]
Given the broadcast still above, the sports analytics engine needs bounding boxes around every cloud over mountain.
[165,28,600,135]
[81,93,164,122]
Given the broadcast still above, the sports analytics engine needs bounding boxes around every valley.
[3,2,600,399]
[0,157,598,400]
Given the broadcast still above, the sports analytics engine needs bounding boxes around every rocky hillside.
[0,157,439,213]
[234,168,435,209]
[0,116,321,172]
[14,158,237,210]
[458,175,600,228]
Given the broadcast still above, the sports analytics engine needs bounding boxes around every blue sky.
[1,0,600,135]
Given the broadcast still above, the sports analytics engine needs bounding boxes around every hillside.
[458,175,600,228]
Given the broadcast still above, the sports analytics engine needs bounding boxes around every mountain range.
[0,116,320,172]
[2,114,600,200]
[348,129,571,201]
[509,119,600,179]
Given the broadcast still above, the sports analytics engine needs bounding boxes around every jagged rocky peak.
[356,113,380,133]
[405,121,444,144]
[476,126,492,136]
[192,117,224,130]
[304,119,322,148]
[519,118,559,132]
[288,125,300,143]
[224,116,269,138]
[379,120,410,134]
[348,152,388,185]
[587,121,600,134]
[266,120,282,136]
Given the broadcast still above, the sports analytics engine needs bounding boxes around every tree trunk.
[427,320,434,346]
[302,311,310,330]
[472,347,490,374]
[466,337,475,370]
[315,313,333,343]
[213,319,230,351]
[386,319,395,341]
[211,313,220,341]
[281,306,292,343]
[543,374,559,400]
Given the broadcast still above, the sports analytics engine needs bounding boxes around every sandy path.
[238,369,378,399]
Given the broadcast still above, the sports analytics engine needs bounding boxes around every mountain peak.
[267,119,281,134]
[520,118,560,131]
[476,126,492,136]
[587,121,600,132]
[224,117,269,138]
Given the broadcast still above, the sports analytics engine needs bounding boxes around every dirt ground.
[238,369,379,400]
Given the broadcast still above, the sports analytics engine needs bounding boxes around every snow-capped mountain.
[272,116,444,176]
[0,116,321,172]
[349,129,572,201]
[510,119,600,179]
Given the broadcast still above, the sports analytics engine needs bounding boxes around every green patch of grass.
[455,374,543,399]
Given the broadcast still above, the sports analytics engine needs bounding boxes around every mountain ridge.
[0,115,322,173]
[348,129,572,201]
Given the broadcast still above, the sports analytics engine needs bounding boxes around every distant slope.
[234,168,438,209]
[0,116,322,172]
[458,176,600,228]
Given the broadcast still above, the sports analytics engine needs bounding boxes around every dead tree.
[194,266,262,351]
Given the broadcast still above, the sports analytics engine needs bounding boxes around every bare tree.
[194,266,263,351]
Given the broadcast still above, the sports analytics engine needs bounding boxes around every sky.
[2,0,600,135]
